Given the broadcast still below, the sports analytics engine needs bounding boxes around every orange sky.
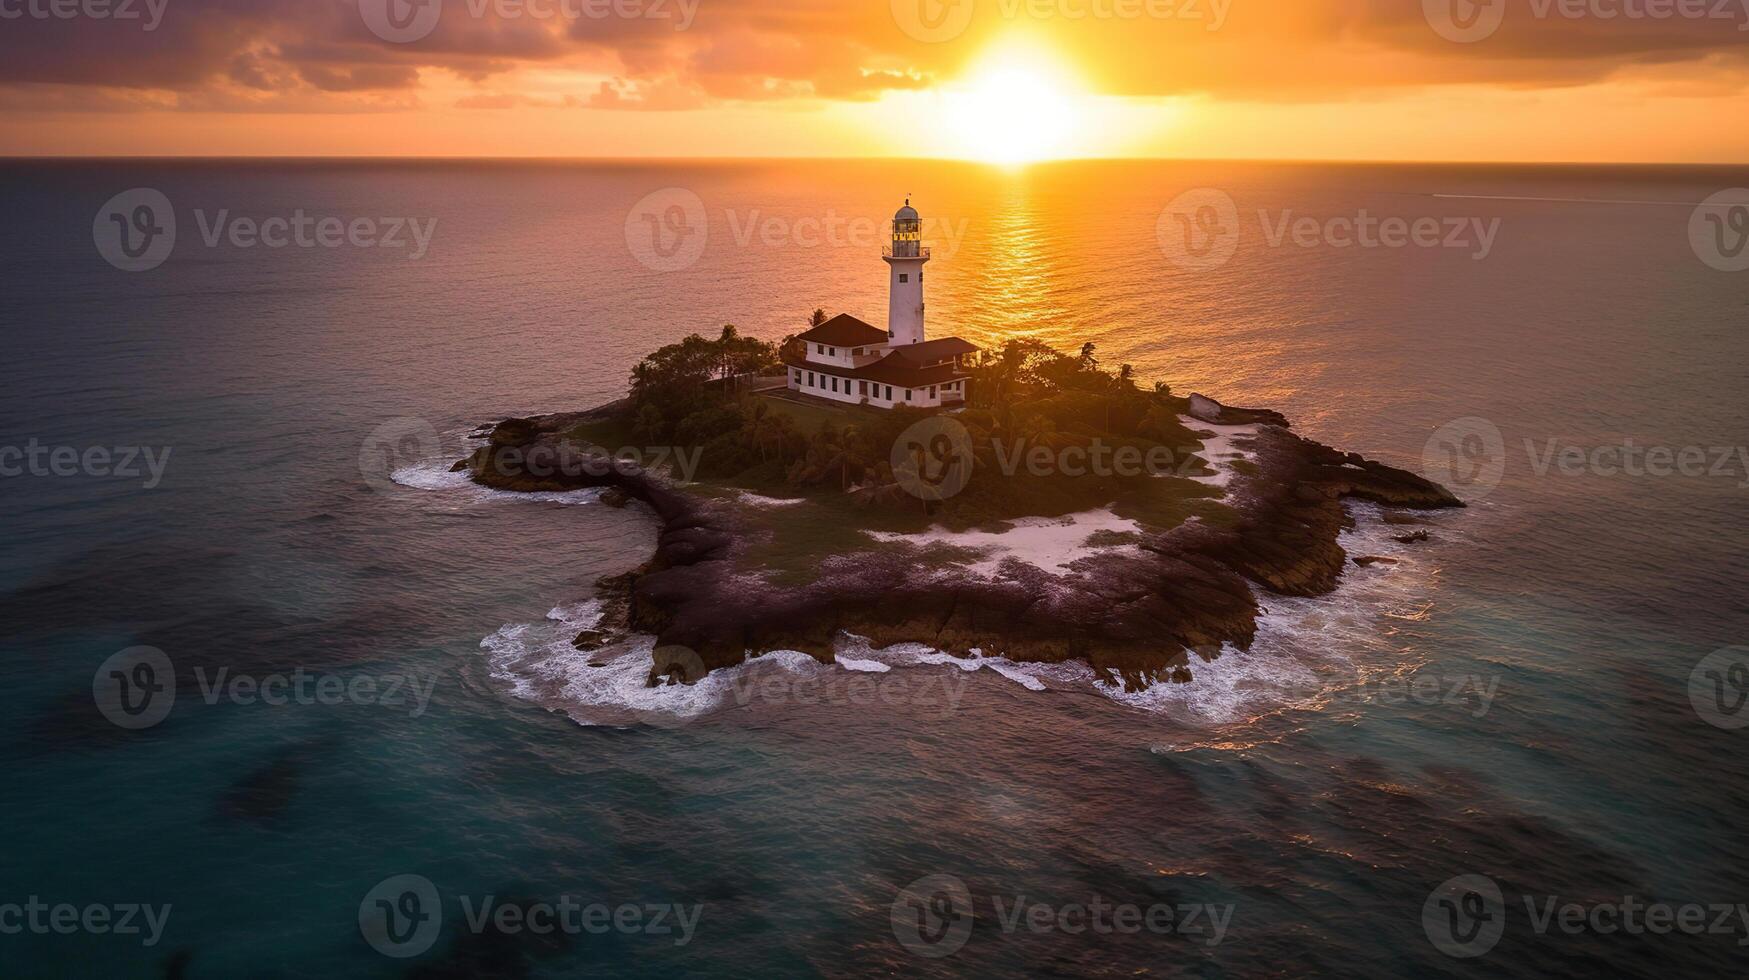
[3,0,1747,161]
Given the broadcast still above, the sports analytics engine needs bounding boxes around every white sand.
[1182,417,1260,490]
[868,508,1145,578]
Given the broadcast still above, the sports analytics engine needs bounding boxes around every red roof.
[795,314,888,348]
[892,337,979,366]
[783,350,969,389]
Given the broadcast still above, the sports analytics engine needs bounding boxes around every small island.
[458,201,1462,692]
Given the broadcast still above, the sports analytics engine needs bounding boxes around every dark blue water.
[2,159,1747,978]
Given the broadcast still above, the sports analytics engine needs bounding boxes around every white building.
[784,200,977,410]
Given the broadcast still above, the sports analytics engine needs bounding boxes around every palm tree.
[1021,412,1073,453]
[740,399,778,463]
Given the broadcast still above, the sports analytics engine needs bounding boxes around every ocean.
[2,159,1746,977]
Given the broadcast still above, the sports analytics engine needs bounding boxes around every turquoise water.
[2,159,1746,977]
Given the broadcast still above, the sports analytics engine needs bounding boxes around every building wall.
[884,256,927,347]
[802,343,886,369]
[787,369,967,410]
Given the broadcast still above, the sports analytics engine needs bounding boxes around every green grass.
[756,391,863,433]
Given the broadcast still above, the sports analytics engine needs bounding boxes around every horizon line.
[2,154,1744,168]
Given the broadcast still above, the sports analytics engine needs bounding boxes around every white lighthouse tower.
[882,199,929,347]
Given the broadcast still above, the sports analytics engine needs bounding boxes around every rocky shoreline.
[457,397,1463,692]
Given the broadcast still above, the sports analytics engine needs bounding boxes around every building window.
[807,372,814,386]
[816,344,824,355]
[885,386,893,400]
[904,389,912,401]
[828,347,837,357]
[792,371,800,384]
[832,378,839,392]
[899,274,909,283]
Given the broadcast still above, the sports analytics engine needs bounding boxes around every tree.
[810,308,829,328]
[740,399,780,463]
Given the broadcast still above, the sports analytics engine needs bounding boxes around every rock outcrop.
[461,402,1462,691]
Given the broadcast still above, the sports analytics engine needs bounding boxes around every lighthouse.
[882,199,929,347]
[780,196,976,410]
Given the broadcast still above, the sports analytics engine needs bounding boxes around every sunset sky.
[3,0,1748,161]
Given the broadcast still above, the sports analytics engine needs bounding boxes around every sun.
[941,49,1085,165]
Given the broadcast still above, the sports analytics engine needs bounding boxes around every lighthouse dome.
[895,202,919,222]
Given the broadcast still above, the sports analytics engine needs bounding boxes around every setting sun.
[941,49,1087,164]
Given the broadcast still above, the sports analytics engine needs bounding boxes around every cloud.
[0,0,1745,114]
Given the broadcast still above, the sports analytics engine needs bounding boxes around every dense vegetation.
[581,316,1217,528]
